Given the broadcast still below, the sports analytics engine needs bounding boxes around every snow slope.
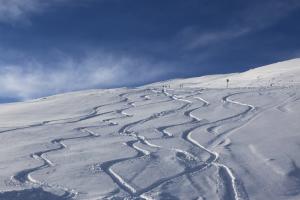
[148,58,300,88]
[0,59,300,200]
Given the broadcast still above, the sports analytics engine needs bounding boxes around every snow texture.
[0,59,300,200]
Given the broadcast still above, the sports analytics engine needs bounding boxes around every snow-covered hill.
[148,58,300,88]
[0,59,300,200]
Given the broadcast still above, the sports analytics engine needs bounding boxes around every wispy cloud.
[0,0,44,24]
[0,0,86,24]
[176,26,250,50]
[176,0,300,50]
[0,51,169,100]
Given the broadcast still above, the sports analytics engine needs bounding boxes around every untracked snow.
[149,58,300,88]
[0,59,300,200]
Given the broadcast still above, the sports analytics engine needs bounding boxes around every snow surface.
[148,58,300,88]
[0,59,300,200]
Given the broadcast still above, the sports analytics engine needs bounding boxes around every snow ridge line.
[184,107,203,123]
[194,96,210,106]
[162,88,193,103]
[223,93,256,111]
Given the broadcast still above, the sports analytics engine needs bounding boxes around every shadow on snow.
[0,188,71,200]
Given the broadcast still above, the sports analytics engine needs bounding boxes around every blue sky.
[0,0,300,101]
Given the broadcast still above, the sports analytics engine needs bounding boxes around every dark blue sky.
[0,0,300,100]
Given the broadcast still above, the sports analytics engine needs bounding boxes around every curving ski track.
[3,87,295,199]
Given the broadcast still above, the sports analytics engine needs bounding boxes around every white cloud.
[0,0,45,24]
[176,26,250,50]
[0,0,86,24]
[0,52,169,100]
[176,0,300,50]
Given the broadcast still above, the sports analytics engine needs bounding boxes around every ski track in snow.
[7,88,247,199]
[158,89,254,200]
[6,91,138,198]
[101,88,254,199]
[2,86,297,200]
[6,89,192,199]
[11,127,103,199]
